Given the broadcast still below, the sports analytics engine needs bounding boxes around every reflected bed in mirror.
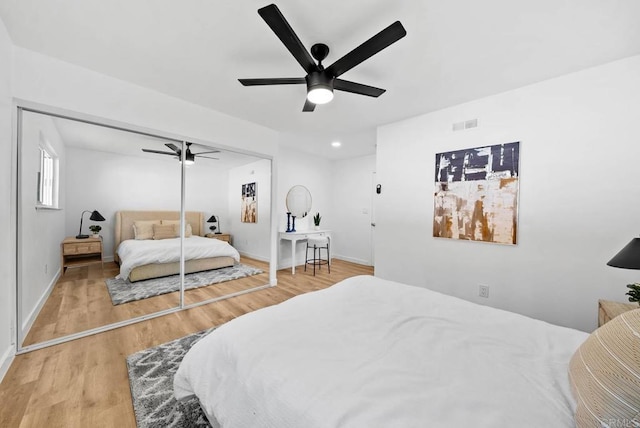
[113,211,236,282]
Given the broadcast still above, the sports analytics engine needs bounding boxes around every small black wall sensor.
[376,184,382,194]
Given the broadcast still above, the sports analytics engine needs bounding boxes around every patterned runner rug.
[127,329,213,428]
[105,264,263,305]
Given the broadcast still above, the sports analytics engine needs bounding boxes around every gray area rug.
[105,264,263,305]
[127,329,214,428]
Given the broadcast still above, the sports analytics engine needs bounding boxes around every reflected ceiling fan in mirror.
[142,142,219,164]
[239,3,407,112]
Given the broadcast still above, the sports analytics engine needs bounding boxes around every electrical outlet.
[479,285,490,298]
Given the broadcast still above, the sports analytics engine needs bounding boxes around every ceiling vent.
[452,119,478,131]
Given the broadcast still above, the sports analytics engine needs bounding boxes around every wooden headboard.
[114,210,205,262]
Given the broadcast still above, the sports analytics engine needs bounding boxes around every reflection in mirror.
[18,107,274,350]
[19,109,181,347]
[182,145,272,307]
[286,185,312,218]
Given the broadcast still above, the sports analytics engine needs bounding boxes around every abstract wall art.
[433,142,520,245]
[241,182,257,223]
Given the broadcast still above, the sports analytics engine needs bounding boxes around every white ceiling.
[3,0,640,159]
[48,113,265,168]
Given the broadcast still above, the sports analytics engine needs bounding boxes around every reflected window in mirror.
[37,136,59,209]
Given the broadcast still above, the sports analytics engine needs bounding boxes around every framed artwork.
[241,182,257,223]
[433,141,520,245]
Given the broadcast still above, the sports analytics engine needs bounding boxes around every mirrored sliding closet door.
[17,108,182,349]
[16,104,273,352]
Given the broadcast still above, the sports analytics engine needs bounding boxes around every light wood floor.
[0,259,373,428]
[24,257,271,345]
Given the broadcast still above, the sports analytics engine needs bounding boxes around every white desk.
[279,230,331,274]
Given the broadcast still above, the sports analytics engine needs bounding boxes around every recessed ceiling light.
[331,141,341,147]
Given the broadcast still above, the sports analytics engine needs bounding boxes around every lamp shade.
[607,238,640,269]
[90,210,106,222]
[207,215,217,223]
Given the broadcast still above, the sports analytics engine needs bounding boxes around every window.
[37,136,59,208]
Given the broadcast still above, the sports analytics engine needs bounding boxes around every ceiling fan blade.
[334,79,386,97]
[302,98,316,112]
[326,21,406,78]
[165,143,181,153]
[193,150,221,155]
[195,155,220,160]
[257,4,317,74]
[239,78,306,86]
[142,149,178,156]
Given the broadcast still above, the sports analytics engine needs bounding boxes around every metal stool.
[304,236,330,275]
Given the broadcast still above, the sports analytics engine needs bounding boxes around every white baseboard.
[238,251,270,263]
[22,267,60,333]
[277,255,371,271]
[332,254,372,267]
[0,344,15,383]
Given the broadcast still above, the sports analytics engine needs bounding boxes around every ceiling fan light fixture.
[179,152,195,165]
[307,87,333,105]
[306,71,334,105]
[240,5,406,111]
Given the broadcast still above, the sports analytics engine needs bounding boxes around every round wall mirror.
[286,185,312,218]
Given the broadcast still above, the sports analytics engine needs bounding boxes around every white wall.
[276,149,333,269]
[376,54,640,332]
[330,155,376,266]
[65,147,229,258]
[0,15,14,381]
[227,159,272,261]
[19,113,66,334]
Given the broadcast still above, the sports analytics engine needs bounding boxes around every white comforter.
[174,275,588,428]
[116,236,240,280]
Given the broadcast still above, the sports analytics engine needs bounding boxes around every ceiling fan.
[142,142,219,165]
[239,4,407,112]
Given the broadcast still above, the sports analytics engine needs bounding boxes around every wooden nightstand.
[598,299,638,327]
[205,233,232,244]
[61,236,104,273]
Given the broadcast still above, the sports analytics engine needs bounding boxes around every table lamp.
[207,215,221,234]
[76,210,105,239]
[607,237,640,304]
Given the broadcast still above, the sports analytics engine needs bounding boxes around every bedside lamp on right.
[607,237,640,304]
[207,215,222,235]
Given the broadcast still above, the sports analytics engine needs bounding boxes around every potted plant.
[313,212,321,230]
[89,224,102,237]
[627,283,640,305]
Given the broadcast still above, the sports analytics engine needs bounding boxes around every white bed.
[116,236,240,280]
[114,210,240,282]
[174,275,591,428]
